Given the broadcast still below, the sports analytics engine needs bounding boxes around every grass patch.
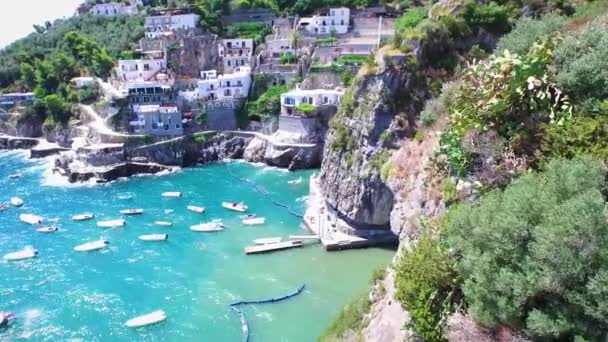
[318,292,371,342]
[190,132,207,143]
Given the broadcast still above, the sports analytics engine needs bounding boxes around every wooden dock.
[288,235,320,241]
[245,240,303,255]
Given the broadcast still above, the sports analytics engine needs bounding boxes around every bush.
[420,98,443,127]
[76,86,98,104]
[496,13,567,55]
[395,7,428,32]
[278,53,297,64]
[395,229,459,342]
[316,37,337,45]
[319,292,371,342]
[295,103,316,114]
[245,85,288,119]
[338,55,368,65]
[446,158,608,340]
[462,0,511,34]
[331,124,356,152]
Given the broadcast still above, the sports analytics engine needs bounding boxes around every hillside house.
[280,85,344,115]
[218,39,254,73]
[0,92,35,107]
[197,67,252,100]
[298,7,350,35]
[116,59,167,83]
[90,2,138,16]
[129,104,183,136]
[144,13,201,39]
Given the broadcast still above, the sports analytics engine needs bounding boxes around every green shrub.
[331,124,356,152]
[462,0,511,34]
[225,22,271,45]
[316,36,337,45]
[245,85,288,119]
[340,71,353,86]
[395,230,459,342]
[496,13,567,55]
[368,150,391,174]
[318,292,370,342]
[279,53,297,65]
[338,55,368,65]
[446,158,608,340]
[414,131,425,143]
[190,132,207,143]
[295,103,316,114]
[395,7,428,32]
[440,177,458,205]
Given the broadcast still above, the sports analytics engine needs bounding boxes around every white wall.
[117,59,166,83]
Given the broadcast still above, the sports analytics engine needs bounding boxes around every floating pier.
[288,235,320,241]
[244,240,303,255]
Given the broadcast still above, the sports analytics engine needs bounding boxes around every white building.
[265,38,295,58]
[144,13,201,39]
[197,67,252,100]
[218,39,254,73]
[298,7,350,35]
[90,2,138,17]
[116,59,166,83]
[280,85,344,114]
[0,92,35,106]
[71,77,96,88]
[130,104,183,136]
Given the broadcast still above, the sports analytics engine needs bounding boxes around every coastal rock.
[0,136,39,150]
[67,162,173,183]
[243,137,267,163]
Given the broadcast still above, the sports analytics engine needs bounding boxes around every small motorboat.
[8,173,22,179]
[164,209,174,214]
[0,311,15,329]
[3,247,38,261]
[74,240,110,252]
[125,310,167,328]
[162,192,182,198]
[0,203,9,211]
[287,177,302,185]
[187,205,205,213]
[222,202,248,212]
[10,197,23,207]
[254,237,282,245]
[19,214,43,225]
[72,213,94,221]
[36,226,58,233]
[117,193,134,200]
[97,219,126,228]
[138,234,168,241]
[242,217,266,226]
[120,209,144,215]
[154,221,173,227]
[190,222,224,232]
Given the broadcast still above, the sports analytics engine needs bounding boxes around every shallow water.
[0,151,393,341]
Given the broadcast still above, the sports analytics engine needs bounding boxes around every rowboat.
[125,310,166,328]
[253,237,282,245]
[222,202,248,212]
[72,213,94,221]
[120,209,144,215]
[97,219,126,228]
[190,222,224,232]
[138,234,168,241]
[162,192,182,198]
[36,226,58,233]
[74,240,110,252]
[19,214,43,225]
[10,197,23,207]
[0,203,9,211]
[242,217,266,225]
[8,173,21,179]
[3,247,38,261]
[287,177,302,185]
[187,205,205,213]
[154,221,173,227]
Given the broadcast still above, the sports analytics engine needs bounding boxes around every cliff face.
[318,58,428,230]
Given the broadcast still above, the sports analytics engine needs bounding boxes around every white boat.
[3,247,38,261]
[190,222,224,232]
[19,214,43,225]
[164,209,174,214]
[10,197,23,207]
[162,192,182,198]
[287,177,302,185]
[154,221,173,227]
[187,205,205,213]
[222,202,248,212]
[138,234,168,241]
[117,193,134,200]
[36,226,58,233]
[74,240,110,252]
[8,173,22,179]
[72,213,94,221]
[242,217,266,225]
[97,219,126,228]
[120,209,144,215]
[254,237,282,245]
[0,203,9,211]
[125,310,167,328]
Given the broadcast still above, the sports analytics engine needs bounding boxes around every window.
[210,84,214,90]
[224,89,231,96]
[144,64,150,71]
[341,19,344,25]
[176,124,181,129]
[226,81,231,87]
[324,96,329,104]
[241,59,245,66]
[237,81,242,87]
[284,97,295,105]
[227,42,232,48]
[309,97,313,104]
[227,60,231,67]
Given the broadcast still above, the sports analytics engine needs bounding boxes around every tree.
[19,62,36,89]
[445,158,608,340]
[43,94,72,126]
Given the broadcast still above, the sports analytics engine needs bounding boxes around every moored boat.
[97,219,126,228]
[187,205,205,213]
[162,192,182,198]
[138,234,168,241]
[154,221,173,227]
[74,240,110,252]
[10,197,23,207]
[125,310,167,328]
[120,209,144,215]
[253,237,282,245]
[36,226,58,233]
[72,213,94,221]
[0,311,15,328]
[0,203,9,211]
[190,221,224,232]
[287,177,302,185]
[222,202,248,212]
[19,214,43,225]
[8,173,22,179]
[3,247,38,261]
[242,217,266,225]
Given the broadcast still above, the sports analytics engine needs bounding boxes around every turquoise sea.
[0,151,393,341]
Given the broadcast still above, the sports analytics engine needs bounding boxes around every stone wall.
[166,34,219,79]
[278,115,318,137]
[206,108,237,131]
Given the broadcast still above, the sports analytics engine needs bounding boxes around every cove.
[0,151,392,341]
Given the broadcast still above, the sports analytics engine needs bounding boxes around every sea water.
[0,151,393,341]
